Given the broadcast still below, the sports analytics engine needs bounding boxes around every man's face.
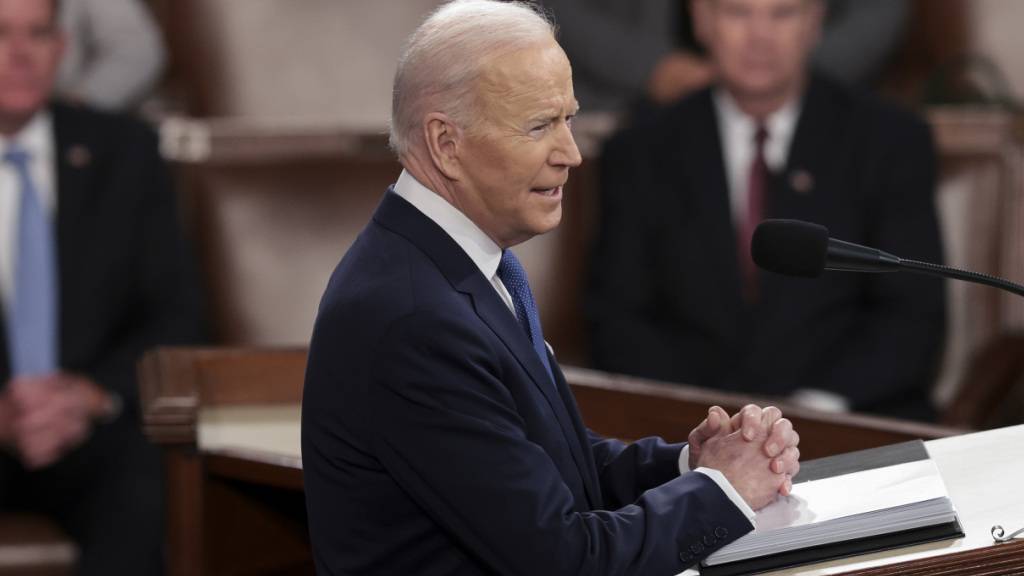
[697,0,822,104]
[451,38,581,248]
[0,0,62,128]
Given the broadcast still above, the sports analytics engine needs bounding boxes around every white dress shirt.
[0,112,57,318]
[392,169,756,523]
[393,170,517,315]
[713,88,800,227]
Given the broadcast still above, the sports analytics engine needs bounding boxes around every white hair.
[389,0,556,157]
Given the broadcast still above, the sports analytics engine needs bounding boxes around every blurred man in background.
[589,0,945,420]
[543,0,908,113]
[0,0,202,573]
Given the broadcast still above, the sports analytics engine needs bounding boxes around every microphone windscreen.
[751,219,829,278]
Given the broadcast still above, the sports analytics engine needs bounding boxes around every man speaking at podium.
[303,1,800,574]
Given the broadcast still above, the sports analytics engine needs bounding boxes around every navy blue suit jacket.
[302,191,751,575]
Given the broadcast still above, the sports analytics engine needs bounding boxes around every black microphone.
[751,219,1024,298]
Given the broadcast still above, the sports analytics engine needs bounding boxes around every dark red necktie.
[740,125,769,302]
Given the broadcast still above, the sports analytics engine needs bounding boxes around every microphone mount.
[825,238,900,273]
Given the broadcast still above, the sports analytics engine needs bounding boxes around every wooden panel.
[927,108,1024,427]
[944,333,1024,429]
[202,473,310,575]
[140,347,307,444]
[563,367,963,460]
[141,347,962,455]
[0,515,75,576]
[842,540,1024,576]
[163,450,204,576]
[880,0,970,106]
[138,347,1018,576]
[205,453,303,491]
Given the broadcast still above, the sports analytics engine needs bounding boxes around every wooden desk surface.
[196,411,1024,575]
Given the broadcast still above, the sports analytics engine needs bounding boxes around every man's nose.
[7,36,35,63]
[551,123,582,168]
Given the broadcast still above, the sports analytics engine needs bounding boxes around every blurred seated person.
[0,0,201,573]
[542,0,908,112]
[55,0,167,111]
[587,0,945,421]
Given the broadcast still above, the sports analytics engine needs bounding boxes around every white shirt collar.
[0,110,56,316]
[0,110,55,215]
[712,89,802,223]
[0,111,53,163]
[713,88,800,172]
[392,169,503,281]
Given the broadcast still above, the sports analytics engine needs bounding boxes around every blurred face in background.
[0,0,63,133]
[694,0,823,112]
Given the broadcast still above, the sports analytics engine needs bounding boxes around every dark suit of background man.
[589,0,946,420]
[0,0,203,574]
[301,1,802,574]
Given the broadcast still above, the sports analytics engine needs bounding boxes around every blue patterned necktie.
[5,146,58,376]
[497,250,554,384]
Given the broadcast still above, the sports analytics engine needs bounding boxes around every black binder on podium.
[701,441,964,576]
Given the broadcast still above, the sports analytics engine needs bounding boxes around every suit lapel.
[779,75,832,212]
[53,105,92,269]
[51,105,95,366]
[681,91,746,317]
[461,272,601,508]
[374,191,601,508]
[549,359,603,508]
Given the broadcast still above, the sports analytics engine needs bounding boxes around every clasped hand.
[688,404,801,510]
[0,373,112,469]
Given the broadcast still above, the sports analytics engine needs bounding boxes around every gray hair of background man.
[388,0,556,157]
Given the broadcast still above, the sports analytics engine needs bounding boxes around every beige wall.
[969,0,1024,101]
[196,0,443,125]
[193,1,1024,121]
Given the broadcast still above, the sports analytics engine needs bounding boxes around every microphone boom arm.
[898,259,1024,298]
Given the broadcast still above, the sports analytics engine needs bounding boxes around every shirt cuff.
[679,445,756,522]
[679,444,691,474]
[695,467,757,522]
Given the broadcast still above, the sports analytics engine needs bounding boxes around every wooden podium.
[139,347,1024,575]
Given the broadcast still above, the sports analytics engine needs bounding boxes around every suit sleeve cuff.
[694,467,757,522]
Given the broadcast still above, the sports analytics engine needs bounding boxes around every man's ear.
[423,112,463,181]
[806,0,826,48]
[691,0,711,48]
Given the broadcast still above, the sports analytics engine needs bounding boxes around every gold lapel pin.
[789,169,814,195]
[66,145,92,168]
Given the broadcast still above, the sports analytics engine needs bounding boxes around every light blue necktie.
[5,146,58,376]
[497,250,554,384]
